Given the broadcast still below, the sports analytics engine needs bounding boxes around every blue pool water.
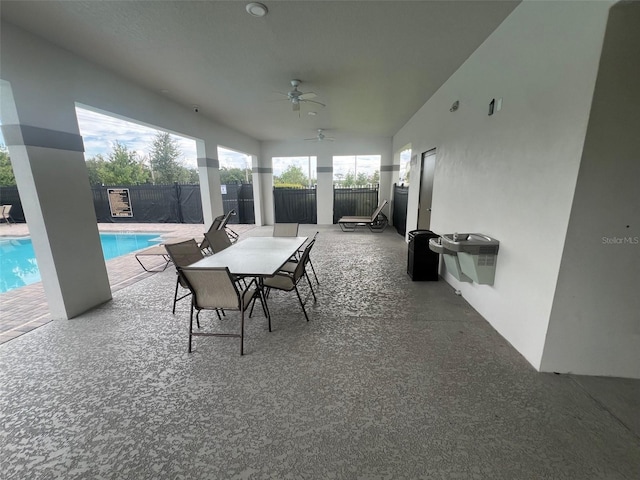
[0,233,162,293]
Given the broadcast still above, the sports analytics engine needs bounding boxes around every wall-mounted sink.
[440,233,500,254]
[438,233,500,285]
[428,237,457,255]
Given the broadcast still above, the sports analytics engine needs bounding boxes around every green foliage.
[0,145,16,186]
[220,167,251,184]
[336,169,379,187]
[149,132,194,184]
[85,154,107,186]
[85,144,151,186]
[274,165,309,187]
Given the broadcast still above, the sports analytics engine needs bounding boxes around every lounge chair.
[1,205,16,224]
[338,200,389,232]
[134,244,172,272]
[219,209,239,243]
[199,210,238,254]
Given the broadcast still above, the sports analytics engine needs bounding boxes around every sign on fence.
[107,188,133,218]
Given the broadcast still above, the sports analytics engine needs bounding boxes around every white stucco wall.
[393,0,613,369]
[541,2,640,378]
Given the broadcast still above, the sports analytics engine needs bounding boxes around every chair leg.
[196,310,201,329]
[188,304,194,353]
[305,272,317,303]
[294,286,309,322]
[240,310,245,356]
[172,277,180,314]
[308,258,319,285]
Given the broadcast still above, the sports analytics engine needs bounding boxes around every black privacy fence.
[273,187,317,224]
[0,183,255,224]
[393,183,409,236]
[332,185,379,224]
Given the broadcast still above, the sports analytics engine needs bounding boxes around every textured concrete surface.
[1,225,639,479]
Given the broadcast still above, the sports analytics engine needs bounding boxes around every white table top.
[190,236,307,277]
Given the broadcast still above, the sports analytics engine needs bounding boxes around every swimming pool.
[0,233,163,293]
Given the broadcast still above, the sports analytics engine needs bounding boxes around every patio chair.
[262,242,316,322]
[179,266,266,355]
[1,205,16,224]
[164,239,205,315]
[338,199,389,233]
[204,229,232,254]
[281,232,319,285]
[273,223,299,237]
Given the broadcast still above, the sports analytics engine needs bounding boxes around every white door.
[417,149,436,230]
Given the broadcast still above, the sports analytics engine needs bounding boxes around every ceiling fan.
[279,79,325,112]
[305,129,334,142]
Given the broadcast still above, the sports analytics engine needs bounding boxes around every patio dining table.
[190,236,308,322]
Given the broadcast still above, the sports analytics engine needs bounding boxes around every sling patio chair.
[260,242,316,322]
[337,199,389,233]
[164,239,208,316]
[280,232,320,285]
[179,266,267,355]
[273,222,299,237]
[204,229,232,254]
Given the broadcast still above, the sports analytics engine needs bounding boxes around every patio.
[1,224,638,478]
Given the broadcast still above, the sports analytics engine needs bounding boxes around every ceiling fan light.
[246,2,268,17]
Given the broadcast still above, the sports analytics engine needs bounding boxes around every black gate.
[273,187,317,224]
[393,183,409,236]
[333,185,379,223]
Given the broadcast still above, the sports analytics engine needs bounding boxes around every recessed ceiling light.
[246,2,268,17]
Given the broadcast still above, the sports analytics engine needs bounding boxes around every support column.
[1,82,111,319]
[249,154,264,226]
[253,164,272,226]
[379,163,399,223]
[316,151,334,225]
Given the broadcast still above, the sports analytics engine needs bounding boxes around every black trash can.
[407,230,440,281]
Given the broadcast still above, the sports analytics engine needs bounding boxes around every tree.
[85,154,107,186]
[220,167,251,184]
[0,145,16,186]
[274,165,309,187]
[149,131,190,184]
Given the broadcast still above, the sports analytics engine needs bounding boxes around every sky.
[1,108,381,179]
[0,107,249,170]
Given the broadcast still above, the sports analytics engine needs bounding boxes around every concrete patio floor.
[0,224,638,478]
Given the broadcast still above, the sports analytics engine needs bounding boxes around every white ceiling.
[0,1,519,142]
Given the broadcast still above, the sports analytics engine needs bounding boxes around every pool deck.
[0,222,256,345]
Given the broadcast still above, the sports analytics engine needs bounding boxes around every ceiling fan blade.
[299,92,317,100]
[301,99,326,108]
